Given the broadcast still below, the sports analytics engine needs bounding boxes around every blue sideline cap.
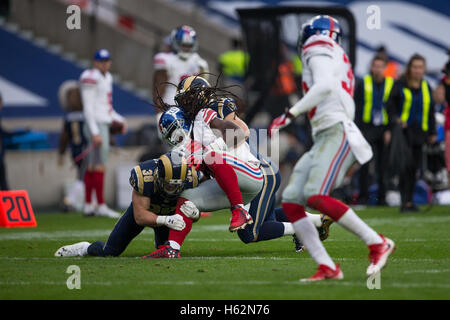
[94,49,111,61]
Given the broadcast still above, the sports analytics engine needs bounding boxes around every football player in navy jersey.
[54,151,199,258]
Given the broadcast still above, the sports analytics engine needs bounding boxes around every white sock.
[306,211,322,227]
[293,217,336,270]
[338,208,383,246]
[168,240,181,250]
[282,222,295,235]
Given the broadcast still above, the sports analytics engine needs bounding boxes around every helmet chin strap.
[177,51,192,60]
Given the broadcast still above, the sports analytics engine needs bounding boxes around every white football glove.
[180,200,200,221]
[156,214,186,231]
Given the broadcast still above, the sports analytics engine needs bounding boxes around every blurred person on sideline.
[386,54,436,212]
[354,54,393,205]
[439,54,450,188]
[79,49,127,218]
[57,80,87,212]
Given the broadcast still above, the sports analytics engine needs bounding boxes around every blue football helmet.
[171,25,198,60]
[158,106,192,148]
[298,15,342,54]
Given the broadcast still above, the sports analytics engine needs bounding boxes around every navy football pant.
[237,158,286,243]
[87,204,169,256]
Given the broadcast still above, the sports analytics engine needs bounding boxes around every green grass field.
[1,205,449,300]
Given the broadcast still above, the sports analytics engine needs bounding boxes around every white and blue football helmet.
[170,25,198,60]
[158,106,192,148]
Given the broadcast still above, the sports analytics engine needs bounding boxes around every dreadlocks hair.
[172,73,243,122]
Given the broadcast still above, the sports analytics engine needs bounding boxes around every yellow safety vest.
[219,50,249,78]
[362,75,393,125]
[400,80,431,132]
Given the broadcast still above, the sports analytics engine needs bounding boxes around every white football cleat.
[95,204,121,218]
[83,203,95,217]
[54,241,90,257]
[366,235,396,277]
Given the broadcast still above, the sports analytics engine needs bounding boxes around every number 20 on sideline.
[0,190,37,228]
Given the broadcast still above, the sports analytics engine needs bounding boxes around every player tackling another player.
[269,15,395,281]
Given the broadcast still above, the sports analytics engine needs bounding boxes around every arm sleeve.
[129,166,143,195]
[110,109,125,123]
[80,82,100,136]
[288,55,335,117]
[153,53,168,71]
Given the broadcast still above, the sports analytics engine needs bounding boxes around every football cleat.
[142,242,180,259]
[317,214,334,241]
[229,205,253,232]
[293,234,305,252]
[54,241,90,257]
[95,204,121,218]
[366,235,396,276]
[300,263,343,282]
[83,203,95,217]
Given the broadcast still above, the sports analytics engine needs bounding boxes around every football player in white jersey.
[152,25,209,112]
[79,49,127,218]
[269,16,395,281]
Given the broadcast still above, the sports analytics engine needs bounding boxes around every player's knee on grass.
[87,241,123,257]
[237,227,256,244]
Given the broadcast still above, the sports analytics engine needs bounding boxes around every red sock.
[84,170,94,203]
[307,195,349,221]
[168,198,194,247]
[92,171,105,204]
[282,202,307,222]
[205,152,243,206]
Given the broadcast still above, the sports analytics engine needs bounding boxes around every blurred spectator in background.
[440,53,450,188]
[376,46,401,80]
[0,91,9,190]
[57,80,86,212]
[80,49,127,218]
[217,37,248,113]
[386,54,436,212]
[218,37,248,85]
[354,54,393,205]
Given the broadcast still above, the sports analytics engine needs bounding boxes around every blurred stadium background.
[0,0,449,211]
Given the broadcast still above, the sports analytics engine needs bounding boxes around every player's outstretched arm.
[132,190,185,231]
[289,55,335,118]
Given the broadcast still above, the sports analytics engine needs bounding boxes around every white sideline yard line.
[404,269,450,274]
[1,279,450,289]
[1,228,450,244]
[1,256,449,262]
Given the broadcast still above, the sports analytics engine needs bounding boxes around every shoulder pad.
[80,69,100,86]
[153,52,171,70]
[209,98,237,119]
[302,35,334,60]
[197,108,218,125]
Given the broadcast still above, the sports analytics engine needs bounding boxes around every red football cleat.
[142,243,180,259]
[229,205,253,232]
[300,264,344,282]
[366,234,396,276]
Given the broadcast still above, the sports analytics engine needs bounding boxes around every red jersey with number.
[301,34,355,135]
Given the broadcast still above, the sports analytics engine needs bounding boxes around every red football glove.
[268,110,294,138]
